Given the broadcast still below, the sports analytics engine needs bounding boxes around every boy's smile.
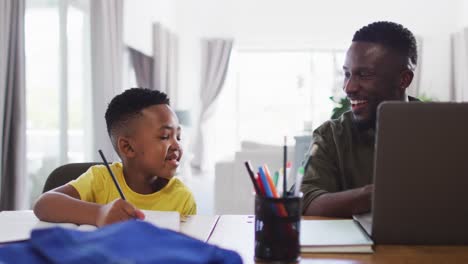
[165,151,180,167]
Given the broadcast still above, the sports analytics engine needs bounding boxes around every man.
[301,21,419,217]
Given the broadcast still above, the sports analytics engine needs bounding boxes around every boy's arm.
[33,185,144,226]
[34,184,101,225]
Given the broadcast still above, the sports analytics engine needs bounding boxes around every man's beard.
[351,111,377,131]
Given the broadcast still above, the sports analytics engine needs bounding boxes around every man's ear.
[399,69,414,92]
[117,136,136,158]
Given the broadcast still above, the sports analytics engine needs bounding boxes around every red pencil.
[256,172,266,196]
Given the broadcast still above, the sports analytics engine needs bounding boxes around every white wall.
[177,0,462,104]
[124,0,177,55]
[125,0,463,108]
[458,0,468,29]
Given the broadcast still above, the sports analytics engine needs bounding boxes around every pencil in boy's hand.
[98,149,127,200]
[244,161,262,196]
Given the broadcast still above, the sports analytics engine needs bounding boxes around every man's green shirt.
[300,111,375,212]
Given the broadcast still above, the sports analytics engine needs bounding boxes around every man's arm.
[304,184,373,217]
[301,126,373,218]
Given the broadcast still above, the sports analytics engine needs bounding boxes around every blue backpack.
[0,220,243,264]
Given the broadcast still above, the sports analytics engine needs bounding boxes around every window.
[212,50,345,162]
[25,0,91,206]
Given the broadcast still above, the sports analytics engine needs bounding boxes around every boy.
[34,88,196,226]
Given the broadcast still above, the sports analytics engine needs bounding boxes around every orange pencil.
[263,164,288,216]
[263,165,280,198]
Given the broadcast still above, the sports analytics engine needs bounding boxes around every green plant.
[416,93,436,102]
[330,96,350,119]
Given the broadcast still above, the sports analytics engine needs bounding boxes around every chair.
[42,162,100,193]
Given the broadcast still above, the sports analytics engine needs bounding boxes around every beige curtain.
[128,46,153,89]
[0,0,26,210]
[152,23,178,102]
[90,0,123,161]
[191,39,234,170]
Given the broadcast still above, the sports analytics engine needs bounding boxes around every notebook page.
[300,219,373,253]
[76,224,98,231]
[0,211,38,243]
[180,215,220,242]
[141,210,180,231]
[34,221,78,230]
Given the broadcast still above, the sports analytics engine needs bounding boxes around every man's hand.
[96,199,145,227]
[352,184,373,215]
[305,184,374,217]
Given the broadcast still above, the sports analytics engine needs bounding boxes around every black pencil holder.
[254,195,302,262]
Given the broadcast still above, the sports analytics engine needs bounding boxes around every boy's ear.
[117,136,136,158]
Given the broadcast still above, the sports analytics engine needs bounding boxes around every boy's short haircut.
[105,88,170,148]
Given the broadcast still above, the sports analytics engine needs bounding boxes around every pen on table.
[283,136,287,197]
[98,149,126,200]
[244,161,262,196]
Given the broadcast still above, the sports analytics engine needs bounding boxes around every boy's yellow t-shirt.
[69,162,196,215]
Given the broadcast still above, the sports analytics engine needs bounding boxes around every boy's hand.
[96,198,145,227]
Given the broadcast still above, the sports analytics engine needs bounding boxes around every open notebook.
[0,210,220,244]
[300,219,373,253]
[0,210,179,243]
[180,215,220,242]
[34,210,180,231]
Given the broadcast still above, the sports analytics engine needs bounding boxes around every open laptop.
[367,102,468,245]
